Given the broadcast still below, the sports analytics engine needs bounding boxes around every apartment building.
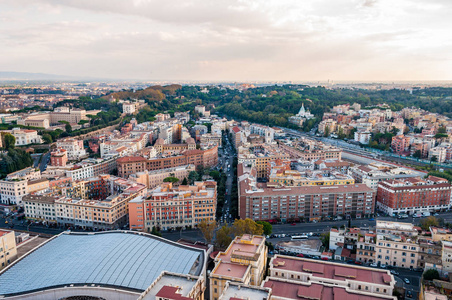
[442,241,452,273]
[210,235,267,300]
[23,175,146,230]
[376,176,452,215]
[56,138,87,160]
[418,238,442,272]
[263,256,396,300]
[199,133,222,147]
[356,233,377,263]
[50,148,68,167]
[122,102,136,114]
[64,157,117,181]
[23,194,59,224]
[348,163,422,190]
[0,179,28,205]
[128,165,195,189]
[375,221,419,269]
[117,145,218,178]
[0,230,17,271]
[239,164,375,221]
[128,181,216,232]
[391,135,410,154]
[267,169,354,188]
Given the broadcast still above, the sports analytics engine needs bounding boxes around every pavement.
[39,152,50,172]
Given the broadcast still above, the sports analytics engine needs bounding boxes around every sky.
[1,0,452,81]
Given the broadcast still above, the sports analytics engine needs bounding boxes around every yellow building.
[210,235,267,300]
[26,178,50,194]
[0,230,17,270]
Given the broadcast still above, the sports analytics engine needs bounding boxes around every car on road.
[404,278,411,284]
[291,223,296,226]
[370,262,378,267]
[433,213,439,217]
[406,290,413,298]
[296,253,304,257]
[369,218,375,221]
[354,261,363,265]
[380,264,387,269]
[390,270,399,276]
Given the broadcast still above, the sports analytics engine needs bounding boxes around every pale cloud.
[0,0,451,81]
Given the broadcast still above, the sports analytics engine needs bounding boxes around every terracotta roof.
[272,256,392,286]
[232,127,241,133]
[116,156,147,163]
[155,286,192,300]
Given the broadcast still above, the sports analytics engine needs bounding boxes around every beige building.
[0,230,17,270]
[129,181,217,232]
[356,233,377,263]
[1,128,43,146]
[376,221,419,269]
[0,179,28,206]
[18,108,101,126]
[431,227,452,242]
[210,235,267,300]
[128,165,195,189]
[26,178,50,194]
[23,194,59,224]
[442,241,452,273]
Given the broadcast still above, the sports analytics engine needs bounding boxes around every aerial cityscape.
[1,1,452,300]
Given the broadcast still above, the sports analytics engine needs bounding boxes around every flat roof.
[264,279,393,300]
[272,256,392,286]
[212,262,249,279]
[140,273,198,300]
[220,283,269,300]
[0,231,204,296]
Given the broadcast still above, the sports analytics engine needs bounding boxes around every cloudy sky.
[1,0,451,81]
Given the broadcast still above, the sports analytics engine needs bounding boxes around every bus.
[291,235,308,240]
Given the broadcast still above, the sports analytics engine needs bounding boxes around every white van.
[422,211,431,217]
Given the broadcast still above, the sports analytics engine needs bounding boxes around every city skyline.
[1,0,452,81]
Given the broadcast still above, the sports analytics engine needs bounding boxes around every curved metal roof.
[0,231,204,296]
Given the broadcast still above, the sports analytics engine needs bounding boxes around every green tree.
[438,126,447,134]
[232,218,264,236]
[320,232,330,249]
[188,171,199,185]
[256,221,272,235]
[423,269,440,281]
[413,150,422,159]
[181,177,188,185]
[163,176,179,184]
[198,220,217,244]
[3,133,15,149]
[150,226,162,237]
[215,225,233,249]
[420,216,439,231]
[42,133,53,144]
[65,123,72,133]
[324,126,330,137]
[431,155,438,162]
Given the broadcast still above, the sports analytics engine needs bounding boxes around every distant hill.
[0,71,102,81]
[106,84,182,101]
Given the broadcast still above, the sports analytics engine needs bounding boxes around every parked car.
[406,290,413,298]
[370,262,378,267]
[297,253,304,257]
[390,270,399,276]
[404,278,411,284]
[291,223,296,226]
[354,261,363,265]
[380,264,387,269]
[369,218,375,221]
